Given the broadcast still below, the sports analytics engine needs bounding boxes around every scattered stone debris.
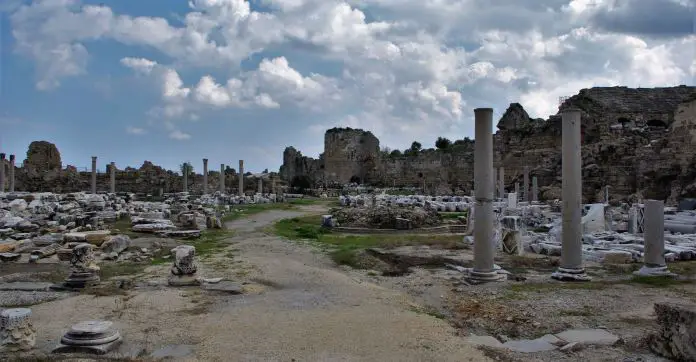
[650,303,696,361]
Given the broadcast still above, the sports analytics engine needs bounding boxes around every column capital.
[0,153,5,159]
[203,158,208,163]
[9,154,14,161]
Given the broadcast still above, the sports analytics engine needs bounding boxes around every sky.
[0,0,694,173]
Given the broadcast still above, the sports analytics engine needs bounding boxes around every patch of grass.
[667,260,696,276]
[189,229,234,257]
[410,304,447,319]
[222,203,297,222]
[628,275,692,287]
[275,215,466,267]
[286,198,324,205]
[558,305,597,317]
[108,217,149,239]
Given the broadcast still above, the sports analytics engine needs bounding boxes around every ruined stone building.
[280,86,696,204]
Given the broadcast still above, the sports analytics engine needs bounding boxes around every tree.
[179,163,193,175]
[263,168,269,173]
[389,149,403,157]
[435,137,452,150]
[410,141,422,152]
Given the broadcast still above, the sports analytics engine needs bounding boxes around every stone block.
[650,303,696,361]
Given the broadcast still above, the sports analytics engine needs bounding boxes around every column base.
[466,269,506,284]
[551,267,591,282]
[633,265,676,277]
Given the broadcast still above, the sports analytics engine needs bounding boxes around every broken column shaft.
[183,163,188,192]
[219,164,225,193]
[635,200,673,276]
[532,176,538,202]
[239,160,244,196]
[91,156,97,194]
[498,167,505,199]
[470,108,500,283]
[203,159,208,194]
[523,166,530,202]
[0,153,5,192]
[258,178,263,194]
[109,162,116,193]
[8,155,15,192]
[552,108,589,281]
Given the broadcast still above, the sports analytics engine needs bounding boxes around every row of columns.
[472,107,597,283]
[81,157,265,195]
[495,166,538,202]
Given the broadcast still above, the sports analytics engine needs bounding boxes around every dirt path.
[24,207,490,361]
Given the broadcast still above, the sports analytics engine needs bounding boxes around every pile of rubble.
[331,204,442,229]
[340,194,474,212]
[0,190,281,264]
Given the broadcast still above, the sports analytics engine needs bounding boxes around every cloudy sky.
[0,0,694,172]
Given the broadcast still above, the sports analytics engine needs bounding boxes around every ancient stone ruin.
[281,86,696,204]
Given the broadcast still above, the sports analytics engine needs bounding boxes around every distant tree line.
[380,136,474,158]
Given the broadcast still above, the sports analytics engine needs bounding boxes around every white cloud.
[169,130,191,140]
[125,126,146,135]
[8,0,696,149]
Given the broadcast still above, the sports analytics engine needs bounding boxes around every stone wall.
[280,86,696,204]
[323,127,380,185]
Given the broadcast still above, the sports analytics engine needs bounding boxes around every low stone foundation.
[650,302,696,361]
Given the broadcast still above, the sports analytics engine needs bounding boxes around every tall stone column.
[91,156,97,195]
[219,164,225,193]
[183,163,188,192]
[552,108,589,281]
[8,155,15,192]
[258,178,263,194]
[498,167,505,199]
[470,108,500,283]
[109,162,116,194]
[604,185,609,204]
[238,160,244,196]
[523,166,529,202]
[202,159,209,194]
[532,176,538,202]
[635,200,673,276]
[514,182,520,201]
[0,153,5,192]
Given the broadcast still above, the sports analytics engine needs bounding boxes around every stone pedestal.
[53,320,122,355]
[552,108,590,282]
[8,154,15,192]
[469,108,503,283]
[0,308,36,352]
[501,216,522,255]
[203,159,209,194]
[63,243,100,288]
[168,245,200,286]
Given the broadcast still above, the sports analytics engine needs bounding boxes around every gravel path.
[18,206,490,361]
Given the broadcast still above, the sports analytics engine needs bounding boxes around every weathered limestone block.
[101,235,131,254]
[0,308,36,352]
[650,303,696,361]
[168,245,200,286]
